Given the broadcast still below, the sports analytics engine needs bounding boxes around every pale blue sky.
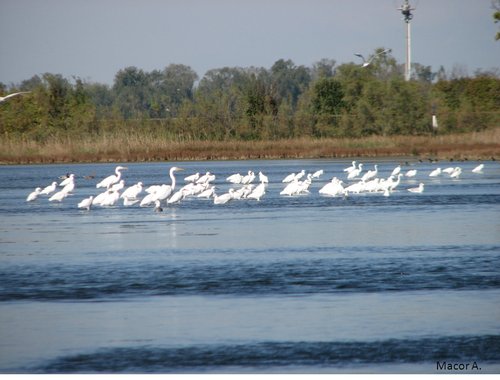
[0,0,498,85]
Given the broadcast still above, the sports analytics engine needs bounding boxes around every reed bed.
[1,128,499,164]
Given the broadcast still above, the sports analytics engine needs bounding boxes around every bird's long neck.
[170,170,176,190]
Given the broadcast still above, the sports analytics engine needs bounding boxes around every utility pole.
[398,1,415,81]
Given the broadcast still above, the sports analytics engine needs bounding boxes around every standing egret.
[26,187,42,202]
[258,171,269,184]
[96,166,128,189]
[0,91,30,103]
[248,183,266,201]
[214,189,235,205]
[405,169,417,178]
[40,182,58,195]
[184,172,200,183]
[391,165,401,177]
[361,165,378,182]
[78,196,94,211]
[450,167,462,179]
[429,168,442,177]
[347,163,363,180]
[49,189,69,202]
[311,170,324,179]
[59,174,75,187]
[227,173,243,184]
[408,183,425,193]
[343,161,357,173]
[241,171,255,185]
[472,164,484,173]
[121,182,143,200]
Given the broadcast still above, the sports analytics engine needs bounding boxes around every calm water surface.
[0,159,499,373]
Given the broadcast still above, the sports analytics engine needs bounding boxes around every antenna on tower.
[397,0,415,81]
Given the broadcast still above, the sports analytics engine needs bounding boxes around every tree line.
[1,49,499,142]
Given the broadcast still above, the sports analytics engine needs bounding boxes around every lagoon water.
[0,159,499,373]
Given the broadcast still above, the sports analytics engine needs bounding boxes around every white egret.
[196,171,215,184]
[429,168,442,177]
[282,171,298,183]
[40,181,58,195]
[49,189,68,202]
[258,171,269,183]
[347,163,363,180]
[26,187,42,202]
[214,189,235,205]
[405,169,417,178]
[197,186,215,199]
[248,183,266,201]
[472,164,484,173]
[319,177,344,197]
[450,167,462,179]
[77,196,93,211]
[227,173,243,184]
[354,49,391,67]
[408,183,425,193]
[311,170,324,179]
[361,165,378,182]
[110,179,125,192]
[100,190,120,206]
[390,165,401,177]
[61,176,76,194]
[167,188,190,204]
[184,172,200,183]
[121,182,143,199]
[92,189,111,206]
[442,167,455,174]
[343,161,357,173]
[241,171,255,185]
[0,91,30,103]
[59,173,75,187]
[96,166,128,189]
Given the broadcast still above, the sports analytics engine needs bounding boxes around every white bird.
[92,190,111,206]
[123,197,140,206]
[319,177,344,197]
[109,179,125,192]
[429,167,442,177]
[361,165,378,182]
[167,188,190,204]
[184,172,200,183]
[49,189,68,202]
[347,163,363,180]
[96,166,128,189]
[258,171,269,183]
[140,166,184,206]
[312,170,324,179]
[241,171,255,185]
[77,196,94,211]
[405,169,417,178]
[442,167,455,174]
[214,189,235,205]
[40,181,58,195]
[247,183,266,201]
[197,186,215,199]
[408,183,425,193]
[196,171,215,184]
[472,164,484,173]
[391,165,401,177]
[100,190,120,206]
[0,91,30,103]
[450,167,462,179]
[121,182,143,199]
[226,173,241,184]
[59,174,75,187]
[61,176,76,194]
[343,161,357,173]
[26,187,42,202]
[354,49,391,67]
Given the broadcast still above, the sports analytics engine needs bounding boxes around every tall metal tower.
[398,1,415,81]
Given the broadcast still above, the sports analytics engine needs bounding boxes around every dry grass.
[1,128,499,164]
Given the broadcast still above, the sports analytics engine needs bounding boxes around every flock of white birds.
[25,161,486,211]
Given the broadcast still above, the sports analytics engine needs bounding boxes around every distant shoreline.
[1,128,498,165]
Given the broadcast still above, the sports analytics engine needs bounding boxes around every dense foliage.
[1,50,499,142]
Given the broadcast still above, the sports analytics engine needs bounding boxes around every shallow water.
[0,159,499,373]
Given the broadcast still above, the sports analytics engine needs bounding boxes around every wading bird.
[0,91,30,103]
[96,166,128,189]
